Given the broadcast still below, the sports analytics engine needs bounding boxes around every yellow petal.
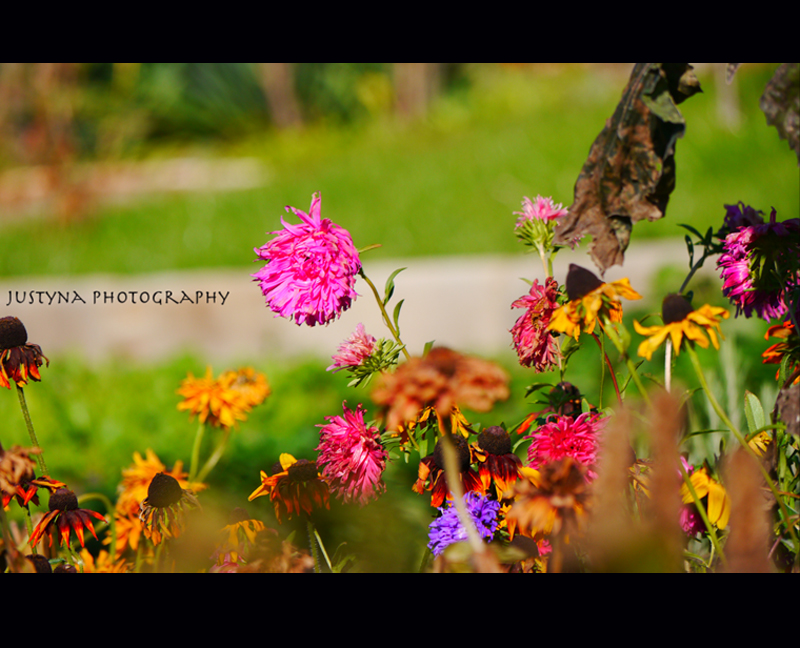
[279,453,297,471]
[707,480,731,529]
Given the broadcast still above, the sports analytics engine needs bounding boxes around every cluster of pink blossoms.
[316,402,388,506]
[525,412,605,480]
[327,323,376,372]
[716,203,799,321]
[252,193,361,327]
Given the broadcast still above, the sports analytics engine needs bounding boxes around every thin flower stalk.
[358,268,410,361]
[15,384,46,476]
[686,344,798,548]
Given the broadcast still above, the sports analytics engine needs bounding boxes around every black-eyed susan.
[547,264,642,340]
[220,507,268,553]
[27,488,106,549]
[471,426,522,498]
[248,454,330,523]
[138,472,201,545]
[0,316,49,389]
[680,465,731,532]
[633,294,730,361]
[412,434,484,508]
[762,320,799,384]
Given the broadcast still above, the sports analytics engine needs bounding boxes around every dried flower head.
[372,347,510,432]
[252,192,361,327]
[0,316,49,389]
[138,472,201,545]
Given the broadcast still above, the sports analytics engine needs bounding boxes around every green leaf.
[423,340,435,357]
[392,299,404,336]
[744,390,766,434]
[383,267,407,305]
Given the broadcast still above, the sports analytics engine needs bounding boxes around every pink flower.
[510,276,561,372]
[525,412,605,479]
[327,323,376,372]
[514,195,569,227]
[716,207,799,321]
[252,193,361,327]
[316,402,388,506]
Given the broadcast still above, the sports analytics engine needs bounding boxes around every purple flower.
[252,193,361,326]
[427,492,500,557]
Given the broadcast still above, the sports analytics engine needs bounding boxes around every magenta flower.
[327,323,376,372]
[510,276,561,372]
[514,195,569,227]
[316,402,388,506]
[525,412,605,479]
[717,206,799,321]
[252,193,361,326]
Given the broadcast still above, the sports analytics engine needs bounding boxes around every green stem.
[305,517,332,573]
[591,332,621,406]
[686,344,799,548]
[358,268,411,361]
[599,320,651,406]
[188,420,206,483]
[15,384,47,476]
[195,427,231,483]
[78,492,115,563]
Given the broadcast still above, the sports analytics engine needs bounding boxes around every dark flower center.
[0,316,28,350]
[433,434,471,472]
[287,459,319,483]
[48,488,78,512]
[228,507,251,524]
[662,294,694,324]
[477,426,512,456]
[566,264,604,301]
[146,472,183,508]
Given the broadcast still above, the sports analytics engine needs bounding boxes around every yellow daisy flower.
[177,366,249,430]
[547,264,642,340]
[633,294,730,361]
[680,466,731,530]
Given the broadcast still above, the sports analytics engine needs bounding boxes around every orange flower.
[0,316,49,389]
[28,488,106,549]
[248,454,330,523]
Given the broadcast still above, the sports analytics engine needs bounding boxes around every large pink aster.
[717,206,799,321]
[316,402,388,506]
[510,276,561,372]
[525,412,606,479]
[252,193,361,326]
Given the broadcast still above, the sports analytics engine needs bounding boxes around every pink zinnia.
[327,323,376,372]
[514,195,569,227]
[316,402,388,506]
[252,193,361,327]
[510,276,561,372]
[525,412,605,479]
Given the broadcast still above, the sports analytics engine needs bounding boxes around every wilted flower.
[634,294,730,361]
[252,192,361,327]
[505,458,590,541]
[0,443,39,505]
[762,320,800,384]
[526,412,605,480]
[316,402,388,506]
[547,264,642,340]
[413,434,484,508]
[510,276,561,372]
[372,347,509,432]
[138,472,201,545]
[28,488,106,549]
[248,453,330,523]
[0,316,49,389]
[427,491,501,557]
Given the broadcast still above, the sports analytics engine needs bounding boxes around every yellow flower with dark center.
[248,454,330,523]
[471,425,523,498]
[547,265,642,340]
[633,294,730,361]
[0,316,49,389]
[680,466,730,530]
[221,507,268,552]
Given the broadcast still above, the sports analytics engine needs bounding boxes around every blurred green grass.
[1,64,796,277]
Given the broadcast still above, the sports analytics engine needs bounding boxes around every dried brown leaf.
[760,63,800,166]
